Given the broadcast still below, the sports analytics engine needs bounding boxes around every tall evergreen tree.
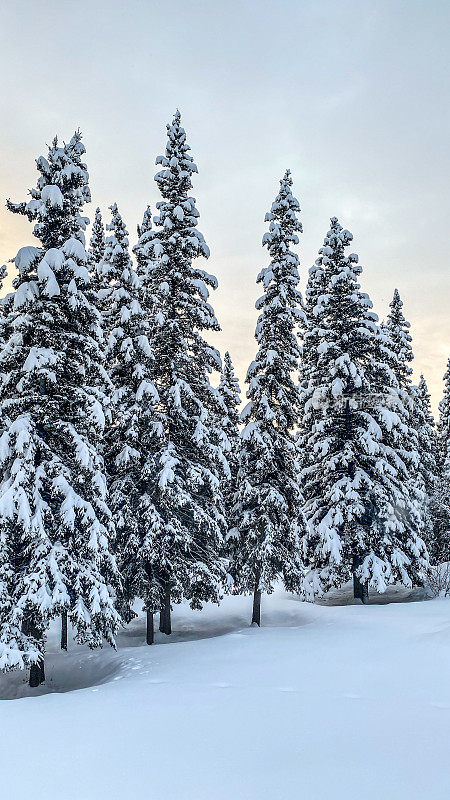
[383,289,427,560]
[434,361,450,562]
[299,258,328,389]
[89,207,106,262]
[102,204,161,644]
[218,352,241,526]
[299,218,428,601]
[231,170,307,625]
[130,111,228,634]
[0,133,120,685]
[383,289,414,387]
[437,359,450,458]
[413,375,440,559]
[88,207,106,291]
[298,245,329,479]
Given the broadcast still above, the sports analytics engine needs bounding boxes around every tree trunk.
[61,611,68,651]
[160,585,172,635]
[39,657,45,684]
[361,580,369,604]
[252,585,262,626]
[146,610,154,645]
[159,610,164,632]
[29,662,41,688]
[353,571,369,603]
[23,619,45,687]
[353,570,362,600]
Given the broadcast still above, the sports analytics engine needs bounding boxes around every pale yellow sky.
[1,0,449,415]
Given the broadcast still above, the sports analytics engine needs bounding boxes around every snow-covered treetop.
[314,217,363,288]
[220,352,241,410]
[155,109,199,199]
[258,169,304,316]
[307,217,379,388]
[137,111,220,351]
[137,205,153,239]
[384,288,413,388]
[134,206,153,274]
[438,358,450,460]
[415,374,437,466]
[417,375,434,422]
[102,204,141,363]
[7,131,90,250]
[102,204,135,286]
[151,110,210,262]
[306,216,372,329]
[244,170,304,432]
[89,207,106,267]
[219,352,241,440]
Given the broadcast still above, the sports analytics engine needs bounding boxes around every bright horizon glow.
[1,0,449,414]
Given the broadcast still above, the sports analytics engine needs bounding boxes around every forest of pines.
[0,112,449,687]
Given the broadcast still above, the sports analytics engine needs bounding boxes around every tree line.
[0,112,448,688]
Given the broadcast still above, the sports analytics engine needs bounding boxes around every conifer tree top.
[244,170,304,432]
[152,111,210,261]
[156,110,199,196]
[7,131,90,250]
[137,205,152,238]
[438,358,450,439]
[385,288,413,385]
[220,352,241,420]
[102,203,134,286]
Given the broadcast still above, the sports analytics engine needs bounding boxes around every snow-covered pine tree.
[383,289,427,564]
[0,133,120,686]
[88,207,106,291]
[136,204,153,241]
[231,170,307,625]
[299,218,428,602]
[129,111,228,634]
[218,352,241,527]
[89,207,106,261]
[102,203,162,644]
[7,131,90,248]
[437,359,450,457]
[434,361,450,562]
[413,375,440,560]
[0,263,8,338]
[383,289,414,387]
[297,245,329,482]
[298,254,328,391]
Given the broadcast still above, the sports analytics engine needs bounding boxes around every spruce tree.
[218,352,241,527]
[89,207,106,264]
[130,111,227,634]
[437,359,450,456]
[383,289,414,387]
[102,204,161,644]
[299,258,328,390]
[298,247,329,481]
[88,207,106,296]
[434,361,450,562]
[231,171,307,625]
[299,218,428,601]
[413,375,440,560]
[383,289,427,562]
[0,133,120,685]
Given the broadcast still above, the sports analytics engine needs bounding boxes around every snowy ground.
[1,585,449,800]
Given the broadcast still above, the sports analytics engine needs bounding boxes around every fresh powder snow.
[0,587,448,800]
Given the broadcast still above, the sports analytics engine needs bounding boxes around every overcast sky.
[1,0,449,411]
